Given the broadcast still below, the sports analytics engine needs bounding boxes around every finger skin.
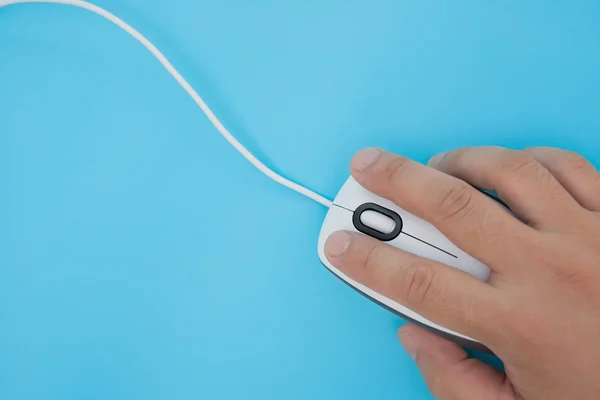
[524,147,600,212]
[427,146,585,230]
[350,148,534,274]
[399,324,516,400]
[324,230,500,341]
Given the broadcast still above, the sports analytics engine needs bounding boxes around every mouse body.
[318,176,493,353]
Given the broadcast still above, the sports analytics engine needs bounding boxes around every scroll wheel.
[359,210,396,235]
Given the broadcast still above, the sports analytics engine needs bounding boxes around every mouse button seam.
[399,231,458,259]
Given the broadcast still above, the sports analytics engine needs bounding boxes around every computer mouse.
[318,176,505,354]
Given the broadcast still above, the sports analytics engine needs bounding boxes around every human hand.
[324,146,600,399]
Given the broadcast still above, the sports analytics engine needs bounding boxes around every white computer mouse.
[318,176,503,353]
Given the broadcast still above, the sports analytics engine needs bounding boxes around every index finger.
[325,230,501,343]
[350,148,535,274]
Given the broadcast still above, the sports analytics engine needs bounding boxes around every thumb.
[398,324,516,400]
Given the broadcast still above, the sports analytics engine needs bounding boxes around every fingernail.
[325,231,352,257]
[399,329,418,360]
[352,148,382,172]
[427,152,446,168]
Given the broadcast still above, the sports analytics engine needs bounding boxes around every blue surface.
[1,1,600,399]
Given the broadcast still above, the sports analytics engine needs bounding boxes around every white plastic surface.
[318,176,491,343]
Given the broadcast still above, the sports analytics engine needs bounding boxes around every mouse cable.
[0,0,334,208]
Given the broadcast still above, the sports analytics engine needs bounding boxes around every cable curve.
[0,0,333,208]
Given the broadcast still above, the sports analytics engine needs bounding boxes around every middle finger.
[428,146,586,230]
[350,148,535,275]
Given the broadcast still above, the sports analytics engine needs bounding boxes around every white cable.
[0,0,333,208]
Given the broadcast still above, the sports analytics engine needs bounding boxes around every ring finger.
[428,146,586,230]
[524,147,600,212]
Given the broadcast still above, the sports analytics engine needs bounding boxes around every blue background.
[1,1,599,399]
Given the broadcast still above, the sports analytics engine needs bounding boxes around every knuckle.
[498,151,540,177]
[383,156,411,187]
[561,151,591,173]
[403,262,439,309]
[434,183,475,222]
[360,243,380,270]
[360,243,398,277]
[497,151,557,192]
